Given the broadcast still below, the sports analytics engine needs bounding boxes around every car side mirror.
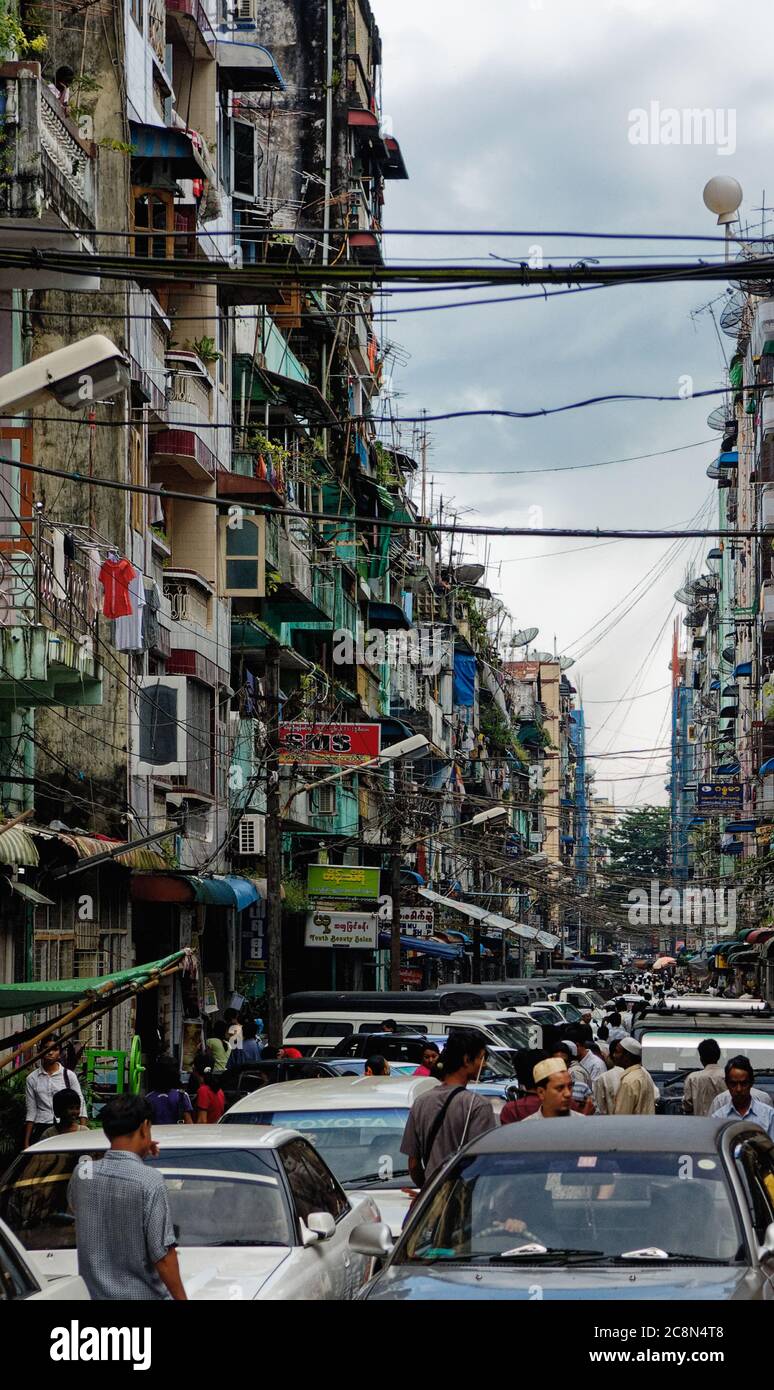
[349,1222,395,1259]
[758,1221,774,1261]
[303,1212,336,1244]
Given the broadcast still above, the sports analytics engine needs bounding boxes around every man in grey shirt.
[682,1039,728,1116]
[401,1030,495,1188]
[69,1094,187,1301]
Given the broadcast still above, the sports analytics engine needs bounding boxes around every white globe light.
[702,176,743,223]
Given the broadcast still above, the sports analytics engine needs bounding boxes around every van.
[283,986,544,1018]
[282,1008,542,1057]
[642,1030,774,1074]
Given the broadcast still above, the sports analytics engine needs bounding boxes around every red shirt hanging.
[99,557,136,619]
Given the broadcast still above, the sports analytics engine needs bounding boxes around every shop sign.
[307,864,381,899]
[305,911,378,949]
[279,722,381,767]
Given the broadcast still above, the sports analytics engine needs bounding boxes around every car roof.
[464,1116,748,1155]
[225,1074,439,1114]
[27,1125,296,1153]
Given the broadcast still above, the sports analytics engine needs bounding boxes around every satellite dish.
[559,657,576,671]
[454,563,486,586]
[729,240,774,297]
[722,645,736,664]
[531,650,557,663]
[706,462,722,479]
[674,587,693,604]
[707,405,731,431]
[511,627,539,647]
[720,292,746,337]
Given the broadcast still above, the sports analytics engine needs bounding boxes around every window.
[231,120,258,201]
[130,0,143,31]
[280,1138,350,1225]
[287,1021,352,1039]
[186,680,215,797]
[132,189,175,260]
[220,515,265,597]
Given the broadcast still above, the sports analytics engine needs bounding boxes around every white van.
[282,1008,541,1056]
[642,1030,774,1074]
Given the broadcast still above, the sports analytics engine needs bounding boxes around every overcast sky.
[375,0,774,810]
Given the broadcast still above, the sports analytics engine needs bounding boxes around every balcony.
[0,523,101,708]
[165,0,216,57]
[217,448,285,505]
[150,351,217,483]
[162,570,213,630]
[0,63,98,287]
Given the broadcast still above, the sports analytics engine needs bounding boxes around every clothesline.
[46,522,163,654]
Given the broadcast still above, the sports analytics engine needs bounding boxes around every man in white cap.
[613,1036,656,1116]
[523,1058,586,1120]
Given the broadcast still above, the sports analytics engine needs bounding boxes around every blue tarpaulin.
[453,652,476,708]
[378,932,463,960]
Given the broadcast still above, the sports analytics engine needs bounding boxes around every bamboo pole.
[0,808,35,836]
[0,956,187,1074]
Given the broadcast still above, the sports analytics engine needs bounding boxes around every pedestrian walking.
[193,1054,225,1124]
[708,1056,774,1137]
[145,1055,194,1125]
[365,1054,390,1076]
[682,1039,728,1116]
[23,1037,87,1148]
[227,1019,263,1069]
[522,1058,586,1121]
[554,1042,595,1113]
[415,1041,441,1077]
[400,1029,495,1189]
[592,1041,625,1115]
[613,1037,656,1115]
[38,1088,83,1140]
[68,1094,187,1301]
[574,1025,606,1083]
[206,1020,230,1071]
[500,1050,545,1124]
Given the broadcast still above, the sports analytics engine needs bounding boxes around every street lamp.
[702,177,743,261]
[281,733,429,813]
[0,334,130,416]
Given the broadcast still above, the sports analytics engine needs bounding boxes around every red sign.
[278,722,381,767]
[400,967,424,988]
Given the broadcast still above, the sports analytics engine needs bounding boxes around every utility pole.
[264,642,283,1047]
[389,804,402,992]
[472,848,482,984]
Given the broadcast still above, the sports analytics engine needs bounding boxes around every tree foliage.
[601,805,670,883]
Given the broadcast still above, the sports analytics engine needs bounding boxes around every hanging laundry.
[149,486,165,526]
[142,580,161,650]
[99,554,135,619]
[115,567,146,651]
[83,546,102,623]
[63,532,76,562]
[52,529,67,597]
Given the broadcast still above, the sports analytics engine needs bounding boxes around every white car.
[222,1074,439,1237]
[0,1215,89,1301]
[0,1126,380,1301]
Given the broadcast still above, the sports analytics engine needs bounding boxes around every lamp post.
[702,176,743,262]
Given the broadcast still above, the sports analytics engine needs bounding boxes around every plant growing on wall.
[185,335,222,366]
[0,0,46,59]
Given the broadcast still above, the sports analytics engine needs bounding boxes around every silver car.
[352,1117,774,1300]
[0,1126,379,1300]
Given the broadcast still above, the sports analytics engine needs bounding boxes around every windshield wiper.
[489,1246,605,1263]
[344,1171,411,1187]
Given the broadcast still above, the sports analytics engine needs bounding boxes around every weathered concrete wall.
[31,3,133,835]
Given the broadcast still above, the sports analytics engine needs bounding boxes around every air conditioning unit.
[235,0,256,22]
[237,814,265,855]
[133,676,189,777]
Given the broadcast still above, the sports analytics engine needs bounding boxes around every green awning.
[0,950,186,1019]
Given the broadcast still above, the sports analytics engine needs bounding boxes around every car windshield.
[0,1148,292,1250]
[222,1107,411,1188]
[484,1022,532,1049]
[400,1150,744,1265]
[557,1004,582,1023]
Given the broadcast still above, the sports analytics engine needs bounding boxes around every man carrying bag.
[400,1030,496,1190]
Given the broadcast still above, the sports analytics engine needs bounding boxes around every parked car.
[0,1216,89,1301]
[186,1059,342,1114]
[0,1126,380,1301]
[283,1009,538,1057]
[352,1117,774,1300]
[327,1031,518,1081]
[222,1074,438,1236]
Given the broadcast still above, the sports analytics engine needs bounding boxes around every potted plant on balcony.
[185,335,221,368]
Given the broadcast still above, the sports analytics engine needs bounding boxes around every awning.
[254,367,338,425]
[400,869,425,885]
[0,826,39,867]
[383,136,408,180]
[131,873,260,910]
[0,950,186,1019]
[128,122,215,181]
[215,38,284,92]
[367,601,410,631]
[31,829,167,872]
[377,931,462,961]
[5,880,55,907]
[734,662,753,678]
[417,886,541,942]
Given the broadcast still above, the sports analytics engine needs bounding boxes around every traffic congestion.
[4,959,774,1303]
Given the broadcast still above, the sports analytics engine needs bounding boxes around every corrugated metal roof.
[0,827,39,867]
[29,829,167,871]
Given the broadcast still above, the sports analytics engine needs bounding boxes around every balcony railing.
[0,521,99,647]
[0,64,96,235]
